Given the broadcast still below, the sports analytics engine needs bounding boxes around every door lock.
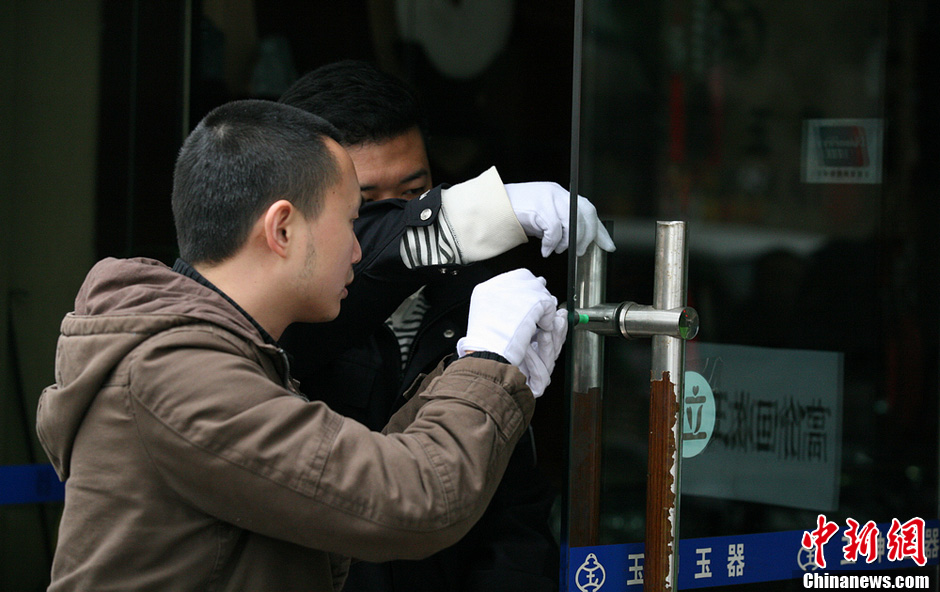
[572,302,699,340]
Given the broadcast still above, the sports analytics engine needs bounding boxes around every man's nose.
[352,236,362,264]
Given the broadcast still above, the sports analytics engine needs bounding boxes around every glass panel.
[567,1,939,589]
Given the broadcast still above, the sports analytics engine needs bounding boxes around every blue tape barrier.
[0,464,65,505]
[569,519,939,590]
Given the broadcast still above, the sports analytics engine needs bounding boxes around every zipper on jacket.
[276,347,309,401]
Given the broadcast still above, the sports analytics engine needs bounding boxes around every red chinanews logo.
[801,514,928,569]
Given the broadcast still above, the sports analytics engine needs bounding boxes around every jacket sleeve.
[128,327,535,562]
[431,433,560,591]
[399,167,526,267]
[384,364,559,591]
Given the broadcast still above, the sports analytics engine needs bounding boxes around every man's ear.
[262,199,297,258]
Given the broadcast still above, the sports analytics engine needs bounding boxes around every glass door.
[564,1,940,590]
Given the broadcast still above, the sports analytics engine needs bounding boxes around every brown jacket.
[37,258,535,591]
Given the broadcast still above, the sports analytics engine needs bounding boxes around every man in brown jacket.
[36,99,567,591]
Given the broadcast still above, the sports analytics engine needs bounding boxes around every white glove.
[505,182,616,257]
[518,308,568,397]
[457,269,558,368]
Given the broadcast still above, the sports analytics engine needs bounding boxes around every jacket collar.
[172,258,279,346]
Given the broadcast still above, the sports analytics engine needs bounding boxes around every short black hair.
[172,99,343,264]
[278,60,428,147]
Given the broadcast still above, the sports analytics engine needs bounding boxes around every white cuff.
[440,166,527,262]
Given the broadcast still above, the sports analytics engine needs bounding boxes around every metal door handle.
[566,220,693,588]
[573,302,699,340]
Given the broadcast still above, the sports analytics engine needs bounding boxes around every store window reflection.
[577,1,938,579]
